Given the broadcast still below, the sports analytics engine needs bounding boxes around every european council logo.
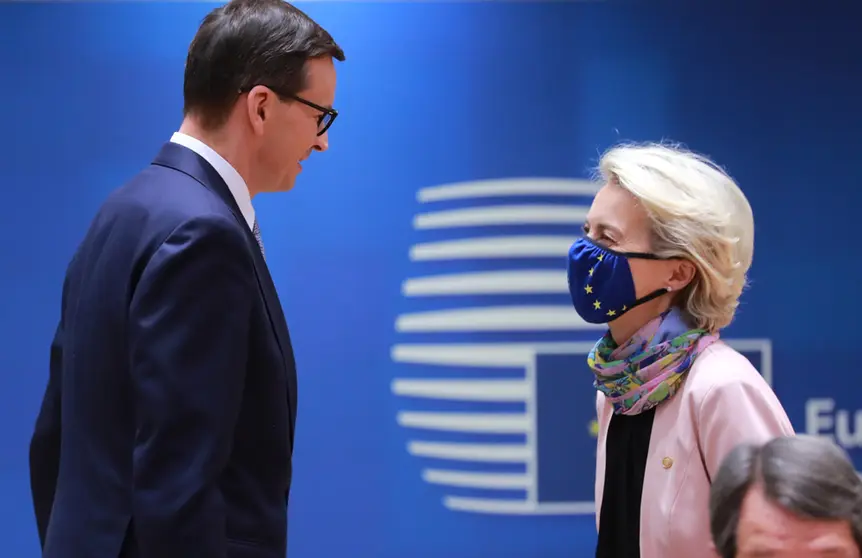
[390,177,773,517]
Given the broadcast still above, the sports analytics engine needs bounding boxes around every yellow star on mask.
[597,254,604,262]
[584,285,593,294]
[593,300,601,310]
[607,309,616,317]
[588,267,594,276]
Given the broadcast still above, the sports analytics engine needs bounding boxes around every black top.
[595,408,657,558]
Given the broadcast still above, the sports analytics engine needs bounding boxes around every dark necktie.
[252,219,265,259]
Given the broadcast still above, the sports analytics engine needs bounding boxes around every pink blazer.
[594,341,795,558]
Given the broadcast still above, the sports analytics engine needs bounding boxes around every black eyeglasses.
[239,86,338,136]
[287,94,338,137]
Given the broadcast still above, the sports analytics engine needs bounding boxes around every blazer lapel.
[247,251,299,446]
[152,142,298,445]
[595,393,612,529]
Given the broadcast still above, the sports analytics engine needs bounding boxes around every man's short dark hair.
[709,435,862,558]
[183,0,345,130]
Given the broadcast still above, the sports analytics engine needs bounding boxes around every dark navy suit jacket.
[29,142,298,558]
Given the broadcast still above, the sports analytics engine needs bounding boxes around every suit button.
[661,457,674,469]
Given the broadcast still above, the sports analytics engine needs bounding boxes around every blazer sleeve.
[129,214,255,558]
[696,369,795,481]
[29,319,65,548]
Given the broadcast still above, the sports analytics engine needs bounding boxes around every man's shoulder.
[70,162,248,275]
[103,162,241,237]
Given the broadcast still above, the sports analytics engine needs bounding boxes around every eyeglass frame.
[287,93,338,136]
[239,85,338,136]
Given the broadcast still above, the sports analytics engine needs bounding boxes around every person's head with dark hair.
[178,0,345,195]
[709,435,862,558]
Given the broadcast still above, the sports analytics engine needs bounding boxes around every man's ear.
[245,85,273,135]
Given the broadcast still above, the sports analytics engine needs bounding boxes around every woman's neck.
[608,318,643,346]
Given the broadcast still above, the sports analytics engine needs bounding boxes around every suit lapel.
[152,142,298,445]
[246,249,299,447]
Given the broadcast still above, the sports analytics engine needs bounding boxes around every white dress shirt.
[170,132,255,232]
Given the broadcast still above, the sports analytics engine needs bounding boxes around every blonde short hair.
[597,142,754,332]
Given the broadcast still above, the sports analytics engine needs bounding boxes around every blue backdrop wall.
[1,2,860,557]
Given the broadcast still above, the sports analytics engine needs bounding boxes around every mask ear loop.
[615,286,674,318]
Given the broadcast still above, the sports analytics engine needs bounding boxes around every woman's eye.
[596,234,617,247]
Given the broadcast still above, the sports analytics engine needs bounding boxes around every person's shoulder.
[118,162,229,212]
[102,162,242,236]
[684,340,773,401]
[79,162,250,272]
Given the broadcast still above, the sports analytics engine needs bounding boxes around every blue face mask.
[567,237,671,324]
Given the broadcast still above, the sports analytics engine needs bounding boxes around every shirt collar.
[169,131,255,231]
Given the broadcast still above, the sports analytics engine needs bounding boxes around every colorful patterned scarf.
[588,308,718,415]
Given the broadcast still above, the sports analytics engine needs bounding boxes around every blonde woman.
[565,143,795,558]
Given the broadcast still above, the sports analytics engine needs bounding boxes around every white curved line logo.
[391,177,602,516]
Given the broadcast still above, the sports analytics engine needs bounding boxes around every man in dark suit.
[28,1,344,556]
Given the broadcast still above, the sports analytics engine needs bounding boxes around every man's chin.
[268,174,298,193]
[280,177,298,192]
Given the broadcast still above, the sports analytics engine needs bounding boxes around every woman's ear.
[666,259,696,292]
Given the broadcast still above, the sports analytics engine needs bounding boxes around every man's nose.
[313,131,329,152]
